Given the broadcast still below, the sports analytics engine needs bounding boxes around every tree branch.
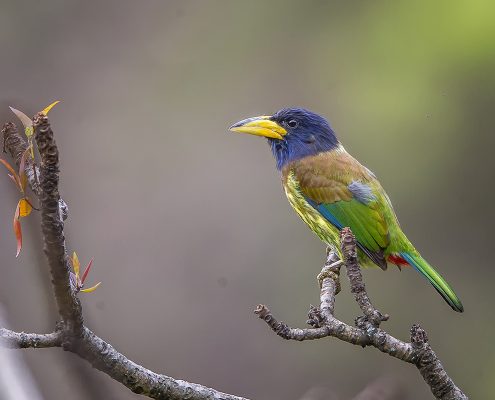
[0,328,62,349]
[256,229,467,400]
[72,327,249,400]
[410,325,467,400]
[33,113,83,333]
[1,114,251,400]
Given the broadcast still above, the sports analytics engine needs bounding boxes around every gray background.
[0,1,493,399]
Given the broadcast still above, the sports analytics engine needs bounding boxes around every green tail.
[400,252,464,312]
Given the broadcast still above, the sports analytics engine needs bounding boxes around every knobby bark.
[34,114,83,332]
[0,115,467,400]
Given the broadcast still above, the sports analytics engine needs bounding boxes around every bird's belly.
[284,174,341,248]
[283,172,378,268]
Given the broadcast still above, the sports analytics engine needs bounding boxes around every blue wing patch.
[348,181,376,204]
[305,198,343,229]
[305,196,387,269]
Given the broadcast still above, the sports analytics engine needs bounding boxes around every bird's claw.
[317,260,343,293]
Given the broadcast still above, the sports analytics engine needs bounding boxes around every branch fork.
[255,227,467,400]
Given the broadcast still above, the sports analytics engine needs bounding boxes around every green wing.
[290,150,392,269]
[319,198,389,251]
[286,149,464,311]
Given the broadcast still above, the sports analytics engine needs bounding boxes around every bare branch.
[0,328,62,349]
[256,229,467,400]
[72,327,249,400]
[33,113,83,333]
[255,305,331,341]
[0,325,250,400]
[410,325,467,400]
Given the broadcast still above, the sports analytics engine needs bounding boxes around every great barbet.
[230,108,463,312]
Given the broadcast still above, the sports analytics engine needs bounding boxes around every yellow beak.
[229,115,287,140]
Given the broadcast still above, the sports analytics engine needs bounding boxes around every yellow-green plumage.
[284,170,343,256]
[282,147,392,268]
[284,169,372,266]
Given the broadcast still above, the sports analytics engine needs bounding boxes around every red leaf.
[81,258,94,284]
[18,147,31,192]
[0,159,22,191]
[13,203,22,257]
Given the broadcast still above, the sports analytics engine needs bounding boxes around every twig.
[255,249,368,345]
[254,305,332,341]
[0,328,62,349]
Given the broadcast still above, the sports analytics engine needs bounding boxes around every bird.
[229,107,463,312]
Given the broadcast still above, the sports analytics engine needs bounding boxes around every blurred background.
[0,1,493,399]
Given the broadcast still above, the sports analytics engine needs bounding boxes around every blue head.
[230,108,339,170]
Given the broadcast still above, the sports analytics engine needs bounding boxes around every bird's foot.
[317,260,343,293]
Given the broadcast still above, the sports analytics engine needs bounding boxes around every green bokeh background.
[0,1,493,399]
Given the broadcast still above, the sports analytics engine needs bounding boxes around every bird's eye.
[287,119,298,128]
